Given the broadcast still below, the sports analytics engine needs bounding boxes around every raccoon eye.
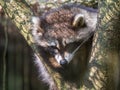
[47,46,59,56]
[50,46,58,50]
[49,40,60,49]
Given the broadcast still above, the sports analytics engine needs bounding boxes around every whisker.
[67,31,94,63]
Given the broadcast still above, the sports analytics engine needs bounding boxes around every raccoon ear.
[72,14,85,27]
[31,16,43,36]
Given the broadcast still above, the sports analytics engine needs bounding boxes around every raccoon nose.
[60,59,68,67]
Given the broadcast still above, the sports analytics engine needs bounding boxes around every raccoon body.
[32,3,97,66]
[31,3,97,90]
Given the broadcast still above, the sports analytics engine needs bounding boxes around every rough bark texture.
[0,1,98,90]
[82,0,120,90]
[0,1,60,90]
[0,1,91,90]
[1,0,120,90]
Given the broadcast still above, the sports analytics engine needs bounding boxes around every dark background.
[0,18,48,90]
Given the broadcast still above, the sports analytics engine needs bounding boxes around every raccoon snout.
[60,59,68,67]
[54,53,68,67]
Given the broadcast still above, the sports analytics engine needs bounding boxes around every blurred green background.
[0,18,48,90]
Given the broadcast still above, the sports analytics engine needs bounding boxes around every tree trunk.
[82,0,120,90]
[1,0,120,90]
[0,1,60,90]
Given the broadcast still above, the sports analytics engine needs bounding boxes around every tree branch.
[81,0,120,90]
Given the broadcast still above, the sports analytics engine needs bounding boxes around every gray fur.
[31,4,97,89]
[34,54,57,90]
[31,4,97,64]
[31,4,97,46]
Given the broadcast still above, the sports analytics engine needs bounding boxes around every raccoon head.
[31,4,97,67]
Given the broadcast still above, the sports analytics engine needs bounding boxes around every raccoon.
[31,3,97,66]
[31,3,97,90]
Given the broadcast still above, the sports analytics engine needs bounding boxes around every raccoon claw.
[60,59,68,67]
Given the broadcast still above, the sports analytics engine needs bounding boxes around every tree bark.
[0,1,61,90]
[82,0,120,90]
[1,0,120,90]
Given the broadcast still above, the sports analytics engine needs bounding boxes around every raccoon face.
[31,4,97,66]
